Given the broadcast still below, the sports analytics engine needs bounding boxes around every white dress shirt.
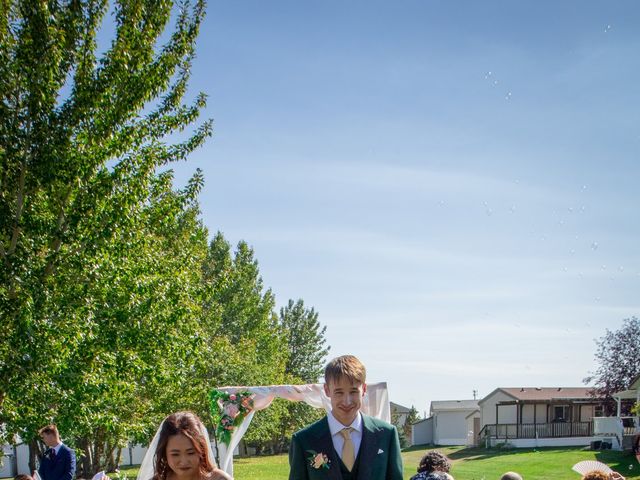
[327,410,363,461]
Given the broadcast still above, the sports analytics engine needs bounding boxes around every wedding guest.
[289,355,403,480]
[410,450,452,480]
[15,475,34,480]
[501,473,523,480]
[38,424,76,480]
[145,411,231,480]
[582,471,625,480]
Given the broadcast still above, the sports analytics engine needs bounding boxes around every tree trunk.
[28,439,42,474]
[78,437,93,479]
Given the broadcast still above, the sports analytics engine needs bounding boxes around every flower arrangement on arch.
[209,389,255,446]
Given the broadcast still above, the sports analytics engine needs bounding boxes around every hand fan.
[91,471,107,480]
[572,460,613,475]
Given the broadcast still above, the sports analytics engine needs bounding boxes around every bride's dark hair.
[152,411,215,480]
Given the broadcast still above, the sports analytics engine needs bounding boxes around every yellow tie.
[339,427,355,471]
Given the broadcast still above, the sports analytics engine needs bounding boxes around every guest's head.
[153,411,214,480]
[15,475,34,480]
[417,450,451,474]
[581,471,610,480]
[501,473,523,480]
[323,355,367,426]
[39,424,60,447]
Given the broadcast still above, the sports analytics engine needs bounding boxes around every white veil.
[136,416,218,480]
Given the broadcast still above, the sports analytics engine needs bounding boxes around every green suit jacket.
[288,414,404,480]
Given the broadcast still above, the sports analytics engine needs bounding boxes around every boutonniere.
[306,450,330,470]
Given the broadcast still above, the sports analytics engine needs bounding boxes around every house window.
[553,405,569,422]
[594,404,603,417]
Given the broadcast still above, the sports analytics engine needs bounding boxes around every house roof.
[390,401,411,413]
[613,373,640,398]
[412,416,433,426]
[465,409,481,419]
[479,387,598,404]
[430,399,479,412]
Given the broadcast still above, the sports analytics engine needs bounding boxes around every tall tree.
[200,233,289,452]
[0,0,211,472]
[403,406,420,444]
[269,299,329,452]
[280,299,329,383]
[584,317,640,414]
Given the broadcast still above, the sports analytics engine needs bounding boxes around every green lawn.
[108,446,639,480]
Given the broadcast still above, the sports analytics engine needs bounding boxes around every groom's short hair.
[324,355,366,385]
[39,424,59,436]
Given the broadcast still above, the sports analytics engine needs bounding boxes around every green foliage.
[280,299,329,383]
[0,0,210,473]
[0,0,327,465]
[404,405,420,442]
[270,299,329,452]
[209,390,255,446]
[198,233,290,452]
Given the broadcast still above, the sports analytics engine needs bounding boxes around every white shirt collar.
[327,410,362,436]
[52,442,62,453]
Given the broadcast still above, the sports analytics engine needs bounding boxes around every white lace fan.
[572,460,613,475]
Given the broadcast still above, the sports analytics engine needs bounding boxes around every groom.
[38,424,76,480]
[289,355,403,480]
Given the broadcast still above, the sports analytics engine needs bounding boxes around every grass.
[107,445,640,480]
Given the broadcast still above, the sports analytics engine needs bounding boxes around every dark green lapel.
[356,414,383,479]
[308,417,343,480]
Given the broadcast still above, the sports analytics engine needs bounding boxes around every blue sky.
[166,1,639,411]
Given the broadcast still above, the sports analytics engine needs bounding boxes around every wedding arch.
[210,382,391,476]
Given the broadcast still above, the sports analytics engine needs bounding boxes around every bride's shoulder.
[202,469,232,480]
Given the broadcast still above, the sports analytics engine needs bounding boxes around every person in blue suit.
[38,425,75,480]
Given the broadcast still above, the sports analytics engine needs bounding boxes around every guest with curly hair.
[410,450,452,480]
[582,471,625,480]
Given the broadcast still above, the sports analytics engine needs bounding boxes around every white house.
[597,374,640,450]
[412,417,433,446]
[412,399,479,446]
[478,387,605,448]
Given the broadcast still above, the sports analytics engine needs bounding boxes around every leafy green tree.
[263,299,330,452]
[0,0,210,473]
[584,317,640,414]
[200,233,289,452]
[280,299,330,383]
[403,405,420,444]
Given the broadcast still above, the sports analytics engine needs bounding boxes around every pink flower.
[224,403,240,418]
[229,394,237,401]
[313,453,326,469]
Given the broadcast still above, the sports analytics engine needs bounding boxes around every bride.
[137,411,232,480]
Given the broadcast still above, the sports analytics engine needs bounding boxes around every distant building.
[412,399,479,446]
[478,387,606,448]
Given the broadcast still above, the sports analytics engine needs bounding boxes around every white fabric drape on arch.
[214,382,390,476]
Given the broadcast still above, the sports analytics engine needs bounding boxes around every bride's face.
[166,433,200,480]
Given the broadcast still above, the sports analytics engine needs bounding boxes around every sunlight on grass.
[109,446,639,480]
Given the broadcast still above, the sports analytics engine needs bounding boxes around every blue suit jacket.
[39,444,76,480]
